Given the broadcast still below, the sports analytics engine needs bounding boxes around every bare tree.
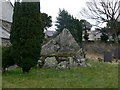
[80,0,120,43]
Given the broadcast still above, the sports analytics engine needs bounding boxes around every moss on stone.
[41,52,78,57]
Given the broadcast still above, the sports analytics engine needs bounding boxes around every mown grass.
[2,59,118,88]
[0,72,1,88]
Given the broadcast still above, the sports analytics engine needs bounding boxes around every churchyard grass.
[2,59,118,88]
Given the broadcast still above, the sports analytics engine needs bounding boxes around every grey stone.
[56,57,69,63]
[79,63,83,66]
[72,61,79,67]
[56,61,70,70]
[81,58,86,62]
[8,65,18,70]
[43,57,58,68]
[41,28,81,54]
[68,57,74,67]
[72,56,90,67]
[37,60,43,68]
[41,28,89,68]
[86,63,91,67]
[81,62,87,67]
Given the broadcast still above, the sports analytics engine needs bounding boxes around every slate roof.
[45,30,56,36]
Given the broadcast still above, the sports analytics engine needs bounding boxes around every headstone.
[114,47,120,59]
[104,51,112,62]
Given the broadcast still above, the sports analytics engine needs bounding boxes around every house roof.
[45,30,56,36]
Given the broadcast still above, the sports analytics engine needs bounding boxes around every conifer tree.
[41,13,52,30]
[10,0,43,73]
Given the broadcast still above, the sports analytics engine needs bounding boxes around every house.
[44,30,56,38]
[118,1,120,22]
[0,0,13,46]
[86,31,102,41]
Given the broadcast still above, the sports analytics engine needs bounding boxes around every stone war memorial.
[38,28,91,70]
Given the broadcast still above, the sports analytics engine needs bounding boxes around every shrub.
[87,40,94,43]
[107,40,115,44]
[118,40,120,44]
[2,46,15,71]
[10,1,43,73]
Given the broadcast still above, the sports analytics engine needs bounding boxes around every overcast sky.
[10,0,97,30]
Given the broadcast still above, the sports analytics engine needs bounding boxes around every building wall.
[0,1,13,22]
[0,20,11,46]
[88,34,94,41]
[118,1,120,22]
[0,0,2,22]
[88,31,102,41]
[0,0,13,46]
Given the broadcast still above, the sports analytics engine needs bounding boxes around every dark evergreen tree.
[101,33,108,42]
[55,9,72,33]
[80,19,92,41]
[10,0,43,73]
[41,13,52,30]
[83,31,89,41]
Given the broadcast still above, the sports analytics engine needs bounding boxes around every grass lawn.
[2,59,118,88]
[0,72,2,89]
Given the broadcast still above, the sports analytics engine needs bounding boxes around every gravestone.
[104,51,112,62]
[114,47,120,59]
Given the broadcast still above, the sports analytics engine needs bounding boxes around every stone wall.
[84,41,120,60]
[1,1,13,22]
[84,42,118,54]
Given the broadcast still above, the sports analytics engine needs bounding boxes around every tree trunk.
[114,33,119,62]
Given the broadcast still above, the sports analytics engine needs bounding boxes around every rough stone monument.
[41,28,81,54]
[39,28,90,69]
